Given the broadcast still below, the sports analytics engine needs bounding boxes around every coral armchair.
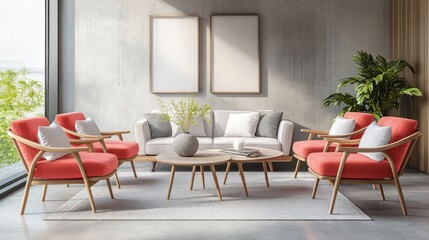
[307,117,420,215]
[55,112,139,189]
[7,117,118,214]
[292,112,374,178]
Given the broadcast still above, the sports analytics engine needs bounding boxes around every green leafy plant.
[0,69,44,167]
[323,51,422,119]
[158,96,212,133]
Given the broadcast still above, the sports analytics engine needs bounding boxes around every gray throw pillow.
[256,112,283,138]
[144,113,172,139]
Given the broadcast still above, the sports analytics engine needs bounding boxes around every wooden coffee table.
[155,151,231,201]
[222,148,285,197]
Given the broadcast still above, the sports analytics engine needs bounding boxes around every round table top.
[210,147,283,163]
[155,150,231,166]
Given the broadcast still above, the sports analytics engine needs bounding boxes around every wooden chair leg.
[379,184,385,201]
[151,161,158,172]
[200,165,205,189]
[268,162,274,172]
[223,161,231,185]
[114,173,121,189]
[312,178,320,199]
[83,181,96,213]
[41,184,48,202]
[66,184,70,187]
[190,165,197,190]
[130,160,137,178]
[294,159,301,178]
[373,184,377,190]
[329,152,349,214]
[106,179,114,199]
[393,175,408,215]
[20,178,32,215]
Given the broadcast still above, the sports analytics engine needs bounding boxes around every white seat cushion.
[213,137,281,151]
[145,137,213,155]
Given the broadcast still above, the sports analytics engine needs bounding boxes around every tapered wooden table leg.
[262,162,270,188]
[200,165,205,189]
[190,165,197,190]
[237,162,249,197]
[223,161,231,185]
[167,165,176,200]
[210,165,222,201]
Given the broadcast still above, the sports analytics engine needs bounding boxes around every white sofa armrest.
[277,120,294,155]
[135,119,151,155]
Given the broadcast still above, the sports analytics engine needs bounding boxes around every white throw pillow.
[224,112,261,137]
[37,122,71,161]
[171,117,206,137]
[75,117,101,135]
[329,118,356,139]
[358,122,392,161]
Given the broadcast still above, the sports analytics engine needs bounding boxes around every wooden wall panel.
[392,0,429,172]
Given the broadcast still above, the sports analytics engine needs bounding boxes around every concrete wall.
[59,0,391,144]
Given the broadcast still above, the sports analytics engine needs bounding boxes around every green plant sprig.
[323,50,422,120]
[158,96,212,133]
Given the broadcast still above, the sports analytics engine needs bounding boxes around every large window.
[0,0,46,191]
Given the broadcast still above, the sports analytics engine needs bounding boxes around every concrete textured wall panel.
[59,0,390,146]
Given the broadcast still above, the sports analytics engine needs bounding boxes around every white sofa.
[135,110,294,157]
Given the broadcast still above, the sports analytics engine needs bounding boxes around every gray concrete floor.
[1,161,429,240]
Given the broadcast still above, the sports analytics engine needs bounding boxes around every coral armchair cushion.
[293,140,337,158]
[92,140,139,159]
[307,152,392,179]
[378,117,418,171]
[10,117,51,164]
[343,112,375,139]
[55,112,86,139]
[32,152,118,179]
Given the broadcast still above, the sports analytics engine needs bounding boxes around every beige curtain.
[391,0,429,172]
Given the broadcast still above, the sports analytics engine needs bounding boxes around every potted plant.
[159,96,212,157]
[323,51,422,119]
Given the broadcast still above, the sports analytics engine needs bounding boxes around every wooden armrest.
[338,131,421,153]
[301,129,329,135]
[101,130,130,135]
[7,129,89,152]
[318,127,367,138]
[61,127,111,139]
[323,138,361,145]
[69,139,102,144]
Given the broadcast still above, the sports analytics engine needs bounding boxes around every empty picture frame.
[211,15,260,93]
[150,16,199,93]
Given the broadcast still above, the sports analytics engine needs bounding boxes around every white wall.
[59,0,391,143]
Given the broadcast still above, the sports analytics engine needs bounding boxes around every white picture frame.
[210,15,260,93]
[150,16,199,93]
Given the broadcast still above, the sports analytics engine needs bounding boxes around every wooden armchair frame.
[7,129,116,214]
[61,127,138,189]
[293,127,367,178]
[309,131,421,215]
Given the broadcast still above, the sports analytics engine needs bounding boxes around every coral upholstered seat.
[56,112,139,187]
[292,112,374,178]
[307,116,420,215]
[8,117,118,214]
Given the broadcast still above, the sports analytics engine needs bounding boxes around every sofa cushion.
[37,121,71,161]
[307,152,393,179]
[92,140,139,159]
[146,137,213,155]
[32,152,118,179]
[292,140,337,158]
[328,118,356,138]
[213,110,273,137]
[55,112,86,139]
[144,113,172,139]
[224,112,261,137]
[213,137,281,150]
[171,117,207,137]
[75,117,102,135]
[256,112,283,138]
[358,122,392,161]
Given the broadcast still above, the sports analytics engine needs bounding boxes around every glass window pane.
[0,0,45,175]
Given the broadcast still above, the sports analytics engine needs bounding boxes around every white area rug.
[45,172,371,221]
